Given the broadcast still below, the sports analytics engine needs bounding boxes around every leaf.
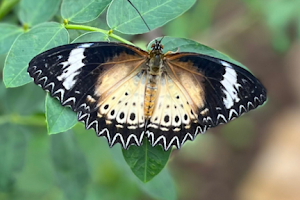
[148,36,247,69]
[0,124,27,192]
[72,32,109,43]
[3,22,69,88]
[50,131,90,200]
[0,23,23,54]
[61,0,111,23]
[13,126,58,197]
[18,0,61,26]
[122,138,172,183]
[3,83,45,115]
[45,93,77,135]
[107,0,196,34]
[140,168,177,200]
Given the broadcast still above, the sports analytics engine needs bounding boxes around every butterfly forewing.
[28,42,150,148]
[166,53,267,128]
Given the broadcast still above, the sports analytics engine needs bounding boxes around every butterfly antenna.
[158,36,164,43]
[127,0,151,32]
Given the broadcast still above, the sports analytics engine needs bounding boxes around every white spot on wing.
[220,63,241,109]
[57,43,93,90]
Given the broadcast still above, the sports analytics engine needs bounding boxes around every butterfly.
[27,39,267,151]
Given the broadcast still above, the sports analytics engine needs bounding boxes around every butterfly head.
[148,40,165,74]
[150,39,164,52]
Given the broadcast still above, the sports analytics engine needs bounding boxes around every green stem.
[0,0,20,20]
[64,24,134,45]
[0,114,46,126]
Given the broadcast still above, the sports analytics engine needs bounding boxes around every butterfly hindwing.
[28,42,149,148]
[146,72,202,150]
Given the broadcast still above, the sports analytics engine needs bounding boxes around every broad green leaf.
[122,138,172,183]
[72,32,109,43]
[148,36,247,69]
[140,168,177,200]
[3,83,45,115]
[3,22,69,88]
[0,23,23,54]
[107,0,196,34]
[45,94,77,135]
[13,127,57,199]
[50,131,90,200]
[61,0,111,23]
[18,0,61,26]
[0,124,27,191]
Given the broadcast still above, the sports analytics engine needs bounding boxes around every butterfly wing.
[146,53,267,150]
[28,42,149,148]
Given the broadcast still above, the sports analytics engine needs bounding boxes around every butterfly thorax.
[144,42,165,119]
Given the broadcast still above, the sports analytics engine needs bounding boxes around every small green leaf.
[72,32,109,43]
[107,0,196,34]
[18,0,61,26]
[45,93,77,135]
[0,23,23,54]
[148,36,247,69]
[50,131,90,200]
[61,0,111,23]
[0,124,27,191]
[122,138,172,183]
[3,22,69,88]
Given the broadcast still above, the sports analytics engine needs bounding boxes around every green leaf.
[45,93,77,135]
[140,168,177,200]
[50,131,90,200]
[3,22,69,88]
[72,32,109,43]
[107,0,196,34]
[61,0,111,23]
[0,124,27,192]
[0,23,23,54]
[3,83,45,115]
[122,138,172,183]
[148,36,247,69]
[13,127,57,199]
[18,0,61,27]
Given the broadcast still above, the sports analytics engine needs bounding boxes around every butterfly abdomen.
[144,74,160,119]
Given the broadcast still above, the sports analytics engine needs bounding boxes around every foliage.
[0,0,292,199]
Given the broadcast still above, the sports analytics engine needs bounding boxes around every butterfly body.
[28,40,267,151]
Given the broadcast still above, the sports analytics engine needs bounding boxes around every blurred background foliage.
[1,0,300,200]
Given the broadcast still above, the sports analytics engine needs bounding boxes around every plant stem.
[0,114,46,126]
[64,24,134,45]
[0,0,20,20]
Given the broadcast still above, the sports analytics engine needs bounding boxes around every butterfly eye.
[160,44,164,49]
[151,43,155,48]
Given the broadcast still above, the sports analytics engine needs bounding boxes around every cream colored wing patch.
[146,73,204,150]
[98,71,146,129]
